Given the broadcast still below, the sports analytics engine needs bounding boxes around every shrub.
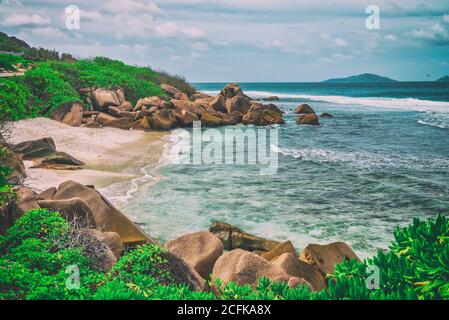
[0,54,31,72]
[24,65,80,116]
[0,79,36,121]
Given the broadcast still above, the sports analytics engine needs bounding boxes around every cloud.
[104,0,164,14]
[384,34,397,41]
[409,15,449,45]
[1,14,50,27]
[334,37,348,47]
[154,22,205,39]
[22,27,66,39]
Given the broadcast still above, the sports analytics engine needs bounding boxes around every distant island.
[437,76,449,82]
[323,73,397,83]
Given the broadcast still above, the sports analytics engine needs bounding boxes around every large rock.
[148,109,177,131]
[95,112,133,130]
[221,83,244,100]
[161,84,188,101]
[222,112,243,125]
[36,187,57,201]
[173,109,199,128]
[92,87,125,112]
[226,95,251,114]
[212,249,304,288]
[51,101,84,127]
[11,137,56,159]
[297,114,320,126]
[195,97,214,109]
[294,104,316,114]
[38,198,97,228]
[201,112,225,127]
[134,96,166,112]
[162,251,206,291]
[209,221,280,252]
[192,92,211,100]
[164,231,224,279]
[260,241,297,261]
[131,117,151,131]
[171,99,206,117]
[51,181,151,246]
[263,96,280,101]
[107,106,136,119]
[208,95,227,113]
[273,253,326,291]
[242,103,285,126]
[299,242,360,277]
[34,152,85,170]
[321,112,334,118]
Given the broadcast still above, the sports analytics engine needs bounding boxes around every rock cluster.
[162,221,360,292]
[49,83,287,131]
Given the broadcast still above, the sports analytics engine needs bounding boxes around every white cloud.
[384,34,397,41]
[334,37,348,47]
[154,22,205,39]
[1,14,50,27]
[104,0,164,14]
[25,27,66,39]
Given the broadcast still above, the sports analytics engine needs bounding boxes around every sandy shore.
[9,117,167,192]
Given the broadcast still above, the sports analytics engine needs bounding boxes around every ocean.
[104,82,449,258]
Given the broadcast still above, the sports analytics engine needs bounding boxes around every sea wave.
[272,146,449,170]
[417,112,449,129]
[202,90,449,112]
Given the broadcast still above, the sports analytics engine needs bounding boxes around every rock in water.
[208,95,227,113]
[11,137,56,159]
[209,221,281,252]
[226,95,251,114]
[297,114,320,126]
[294,104,316,114]
[299,242,360,278]
[260,241,297,261]
[321,112,334,118]
[263,96,280,101]
[221,83,244,100]
[242,103,285,126]
[51,101,84,127]
[272,253,326,291]
[164,231,224,279]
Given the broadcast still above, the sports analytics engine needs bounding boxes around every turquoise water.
[114,82,449,258]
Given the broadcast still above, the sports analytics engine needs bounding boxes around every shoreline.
[9,117,168,194]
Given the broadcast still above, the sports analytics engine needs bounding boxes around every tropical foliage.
[0,207,447,300]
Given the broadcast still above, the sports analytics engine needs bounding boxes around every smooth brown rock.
[260,241,297,261]
[11,137,56,159]
[201,111,225,127]
[148,109,177,131]
[299,242,360,277]
[222,112,243,125]
[1,147,26,185]
[193,92,211,100]
[102,231,124,258]
[79,229,118,271]
[208,95,227,113]
[173,109,199,128]
[117,101,133,112]
[174,92,189,101]
[164,231,224,279]
[161,83,184,97]
[294,104,316,114]
[131,117,151,131]
[212,249,294,287]
[195,97,214,109]
[273,253,326,291]
[51,101,84,127]
[171,99,205,117]
[95,112,133,130]
[221,83,244,100]
[36,187,57,201]
[34,152,85,170]
[134,96,165,111]
[226,95,251,114]
[321,112,334,118]
[242,103,285,126]
[15,186,40,217]
[38,198,97,228]
[92,88,124,112]
[209,221,280,252]
[84,122,102,129]
[263,96,280,101]
[52,181,151,246]
[297,114,320,126]
[108,106,136,119]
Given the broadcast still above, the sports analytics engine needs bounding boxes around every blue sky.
[1,0,449,82]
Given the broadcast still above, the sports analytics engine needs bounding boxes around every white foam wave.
[417,112,449,129]
[202,90,449,112]
[272,146,449,170]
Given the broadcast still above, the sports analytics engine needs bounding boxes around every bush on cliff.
[0,54,31,72]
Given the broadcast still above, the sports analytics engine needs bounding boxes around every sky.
[1,0,449,82]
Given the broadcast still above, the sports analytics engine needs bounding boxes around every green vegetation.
[0,207,447,300]
[0,54,31,72]
[0,32,30,52]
